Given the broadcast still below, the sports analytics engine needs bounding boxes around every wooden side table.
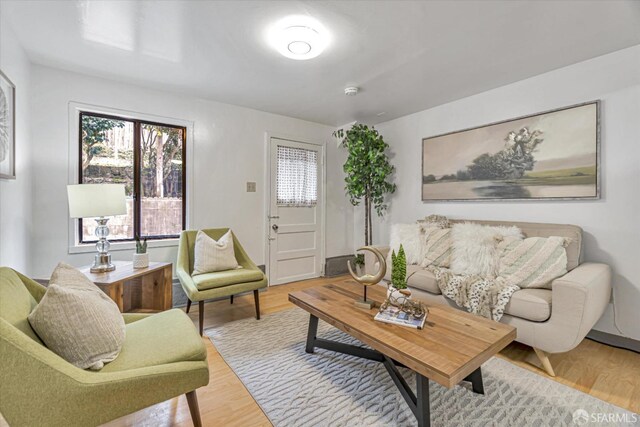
[79,261,173,313]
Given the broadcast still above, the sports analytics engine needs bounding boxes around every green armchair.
[177,228,268,335]
[0,267,209,427]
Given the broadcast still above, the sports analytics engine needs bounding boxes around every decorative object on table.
[422,101,600,201]
[133,235,149,269]
[67,183,127,273]
[347,246,386,310]
[387,244,412,305]
[0,70,16,179]
[333,124,396,246]
[375,303,427,329]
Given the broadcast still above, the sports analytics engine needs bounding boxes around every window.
[79,111,186,243]
[276,145,317,206]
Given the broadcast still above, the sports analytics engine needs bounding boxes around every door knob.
[272,224,279,231]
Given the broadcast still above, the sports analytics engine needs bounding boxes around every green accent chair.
[0,267,209,427]
[177,228,268,335]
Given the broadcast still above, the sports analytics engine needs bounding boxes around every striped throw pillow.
[499,236,569,289]
[193,230,239,275]
[420,226,453,268]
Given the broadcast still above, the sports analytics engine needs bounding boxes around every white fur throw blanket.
[427,266,520,321]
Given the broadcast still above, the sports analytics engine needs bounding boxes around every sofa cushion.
[500,236,569,289]
[193,268,265,290]
[450,223,523,278]
[389,223,425,265]
[28,263,125,370]
[0,268,43,344]
[504,288,552,322]
[193,230,239,275]
[385,265,441,295]
[420,227,453,268]
[100,309,206,373]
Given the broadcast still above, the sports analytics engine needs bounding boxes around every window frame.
[78,110,187,244]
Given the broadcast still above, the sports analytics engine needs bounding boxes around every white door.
[268,137,324,285]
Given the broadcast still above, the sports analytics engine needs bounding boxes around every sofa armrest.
[543,262,612,352]
[364,245,390,278]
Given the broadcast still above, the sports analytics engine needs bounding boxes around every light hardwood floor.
[4,276,638,426]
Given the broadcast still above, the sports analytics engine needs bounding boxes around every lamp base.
[90,253,116,273]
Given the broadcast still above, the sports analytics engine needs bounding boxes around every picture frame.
[0,69,16,179]
[421,101,600,202]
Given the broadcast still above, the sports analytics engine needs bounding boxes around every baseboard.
[324,255,355,277]
[587,330,640,353]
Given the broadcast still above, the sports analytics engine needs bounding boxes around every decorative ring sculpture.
[348,246,386,309]
[347,246,386,285]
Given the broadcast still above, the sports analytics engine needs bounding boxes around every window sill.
[69,238,179,254]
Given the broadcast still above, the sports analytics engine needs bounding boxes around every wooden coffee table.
[289,282,516,427]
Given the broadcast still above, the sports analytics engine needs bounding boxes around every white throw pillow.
[193,230,239,275]
[389,223,425,265]
[28,263,125,370]
[451,223,523,278]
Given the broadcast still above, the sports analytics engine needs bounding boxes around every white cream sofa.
[366,219,612,376]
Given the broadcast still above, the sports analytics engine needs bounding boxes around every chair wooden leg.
[254,289,261,320]
[198,301,204,336]
[533,347,556,377]
[186,390,202,427]
[230,294,234,304]
[186,299,191,314]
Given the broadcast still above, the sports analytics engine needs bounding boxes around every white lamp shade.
[67,184,127,218]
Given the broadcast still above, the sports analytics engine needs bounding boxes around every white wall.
[372,45,640,340]
[28,65,353,278]
[0,16,32,271]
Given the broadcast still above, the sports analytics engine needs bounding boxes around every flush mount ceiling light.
[268,15,330,60]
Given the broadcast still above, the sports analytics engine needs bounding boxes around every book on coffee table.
[374,305,427,329]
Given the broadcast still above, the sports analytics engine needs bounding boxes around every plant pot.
[133,253,149,269]
[387,285,411,306]
[355,264,364,276]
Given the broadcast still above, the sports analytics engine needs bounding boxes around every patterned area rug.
[206,308,638,427]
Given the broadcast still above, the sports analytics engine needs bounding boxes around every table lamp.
[67,183,127,273]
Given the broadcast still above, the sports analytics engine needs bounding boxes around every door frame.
[264,131,326,285]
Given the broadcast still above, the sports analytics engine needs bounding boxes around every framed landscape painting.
[422,101,600,201]
[0,70,16,179]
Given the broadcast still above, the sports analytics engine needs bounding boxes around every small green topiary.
[391,244,407,289]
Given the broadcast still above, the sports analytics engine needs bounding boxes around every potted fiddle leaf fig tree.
[333,124,396,248]
[133,235,149,269]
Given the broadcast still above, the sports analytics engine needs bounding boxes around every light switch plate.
[246,182,256,192]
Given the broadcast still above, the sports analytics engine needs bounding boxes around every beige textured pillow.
[193,230,239,275]
[499,236,569,289]
[417,214,450,229]
[28,263,125,370]
[420,226,452,268]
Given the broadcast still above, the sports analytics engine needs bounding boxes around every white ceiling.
[2,0,639,126]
